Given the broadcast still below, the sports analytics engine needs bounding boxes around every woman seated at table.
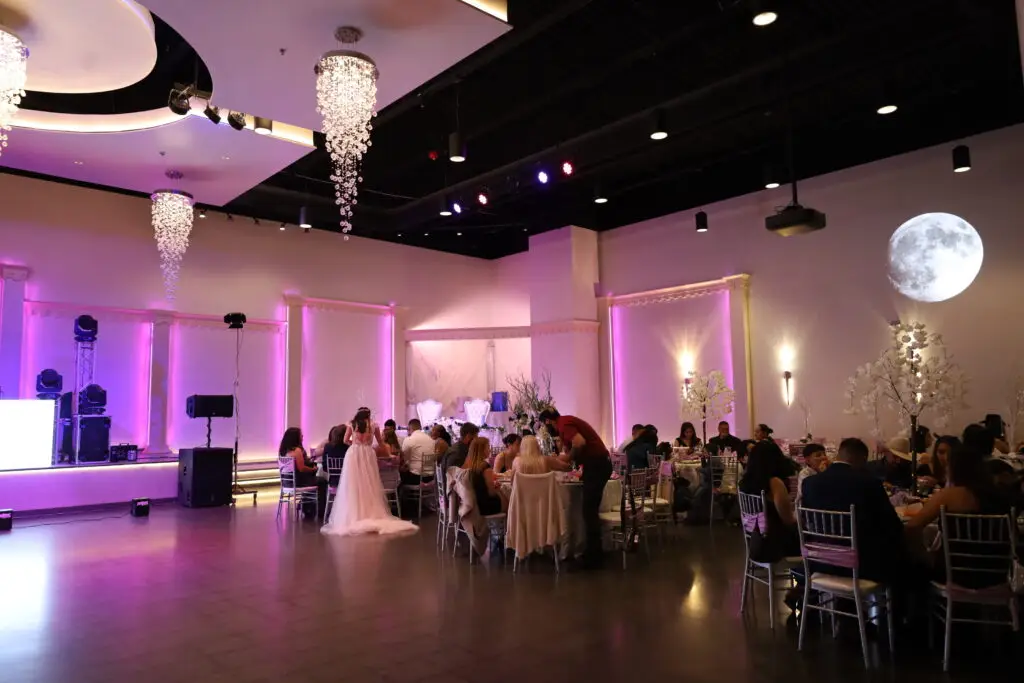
[673,421,702,453]
[511,435,554,475]
[906,444,1010,587]
[382,427,402,458]
[493,434,522,474]
[279,427,327,519]
[463,436,507,515]
[916,435,959,486]
[739,441,800,558]
[626,426,658,471]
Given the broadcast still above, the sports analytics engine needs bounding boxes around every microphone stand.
[231,324,257,506]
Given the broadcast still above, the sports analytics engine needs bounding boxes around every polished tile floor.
[0,496,1018,683]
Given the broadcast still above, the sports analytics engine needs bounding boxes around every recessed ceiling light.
[752,11,777,26]
[73,160,84,165]
[253,117,273,135]
[221,155,230,160]
[440,209,453,217]
[765,182,780,189]
[397,233,402,237]
[457,232,462,236]
[650,130,668,141]
[952,144,971,173]
[877,105,898,115]
[594,197,608,204]
[424,232,429,236]
[523,228,528,232]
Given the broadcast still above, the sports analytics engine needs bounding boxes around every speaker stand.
[229,326,257,506]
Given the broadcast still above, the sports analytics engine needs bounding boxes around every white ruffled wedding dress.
[321,422,418,537]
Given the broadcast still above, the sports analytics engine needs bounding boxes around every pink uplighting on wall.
[382,308,394,420]
[137,321,154,447]
[719,289,736,433]
[610,303,623,446]
[276,322,288,437]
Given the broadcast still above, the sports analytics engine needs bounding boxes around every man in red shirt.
[539,408,612,568]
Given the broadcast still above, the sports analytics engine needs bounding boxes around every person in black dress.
[279,427,328,519]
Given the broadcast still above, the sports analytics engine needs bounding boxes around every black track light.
[203,104,221,125]
[952,144,971,173]
[227,111,246,131]
[448,131,466,163]
[439,197,453,217]
[299,206,311,229]
[198,209,207,219]
[696,211,708,233]
[168,88,191,116]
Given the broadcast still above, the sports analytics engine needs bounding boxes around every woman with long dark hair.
[279,427,327,519]
[739,441,800,559]
[918,435,959,485]
[321,407,418,536]
[673,422,702,452]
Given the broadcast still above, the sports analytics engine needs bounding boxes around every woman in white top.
[512,436,552,476]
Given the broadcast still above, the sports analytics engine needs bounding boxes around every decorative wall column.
[146,310,173,454]
[528,227,601,427]
[391,305,407,424]
[0,265,30,399]
[284,295,305,433]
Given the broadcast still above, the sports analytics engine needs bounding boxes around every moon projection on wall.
[887,212,983,303]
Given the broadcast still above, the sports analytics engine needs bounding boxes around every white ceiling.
[143,0,510,131]
[0,115,311,205]
[0,0,508,205]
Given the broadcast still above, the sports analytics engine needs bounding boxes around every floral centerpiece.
[845,321,967,483]
[506,371,556,451]
[679,369,735,445]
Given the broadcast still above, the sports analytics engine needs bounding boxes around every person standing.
[539,408,612,569]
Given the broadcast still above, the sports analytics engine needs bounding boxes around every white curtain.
[407,340,489,417]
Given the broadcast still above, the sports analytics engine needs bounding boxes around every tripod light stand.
[224,313,257,505]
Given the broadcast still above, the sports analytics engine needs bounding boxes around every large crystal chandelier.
[150,189,195,300]
[0,25,29,158]
[315,26,377,240]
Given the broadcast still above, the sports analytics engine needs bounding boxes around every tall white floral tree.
[845,321,967,475]
[1004,375,1024,448]
[680,369,736,445]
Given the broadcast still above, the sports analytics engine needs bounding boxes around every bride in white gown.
[321,408,418,537]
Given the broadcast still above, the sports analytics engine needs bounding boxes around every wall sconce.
[783,370,793,407]
[683,372,694,398]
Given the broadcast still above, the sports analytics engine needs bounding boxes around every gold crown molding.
[406,326,530,342]
[287,295,395,316]
[608,274,750,307]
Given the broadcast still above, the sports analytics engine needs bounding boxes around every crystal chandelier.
[0,25,29,159]
[315,27,377,240]
[150,190,195,300]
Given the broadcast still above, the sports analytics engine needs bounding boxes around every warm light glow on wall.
[778,344,796,407]
[677,351,695,380]
[778,344,796,371]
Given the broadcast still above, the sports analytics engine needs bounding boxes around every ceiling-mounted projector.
[765,155,825,236]
[765,203,826,236]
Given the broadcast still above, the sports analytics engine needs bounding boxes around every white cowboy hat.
[885,436,913,461]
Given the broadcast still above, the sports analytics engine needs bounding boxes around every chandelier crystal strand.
[315,50,377,239]
[0,27,29,158]
[150,191,195,300]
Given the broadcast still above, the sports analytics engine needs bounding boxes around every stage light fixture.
[227,111,246,131]
[952,144,971,173]
[198,209,207,219]
[650,111,668,140]
[74,315,98,343]
[35,369,62,399]
[203,104,221,125]
[78,383,107,415]
[253,117,273,135]
[477,192,488,206]
[561,161,574,176]
[439,197,452,217]
[167,87,191,116]
[537,170,549,184]
[453,202,463,214]
[449,131,466,163]
[876,104,897,115]
[130,498,150,518]
[224,312,247,330]
[696,210,708,233]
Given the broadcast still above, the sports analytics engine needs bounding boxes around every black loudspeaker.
[178,448,233,508]
[130,498,150,517]
[76,416,111,462]
[186,394,234,419]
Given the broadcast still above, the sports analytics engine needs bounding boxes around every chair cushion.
[809,573,883,594]
[599,511,623,524]
[930,580,1012,603]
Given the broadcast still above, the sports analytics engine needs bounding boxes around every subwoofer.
[177,447,234,508]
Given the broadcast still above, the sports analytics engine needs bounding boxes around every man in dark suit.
[800,437,906,584]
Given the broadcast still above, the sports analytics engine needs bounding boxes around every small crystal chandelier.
[150,188,195,300]
[315,26,377,240]
[0,25,29,158]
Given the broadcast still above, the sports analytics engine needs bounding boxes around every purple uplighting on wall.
[137,321,154,447]
[381,309,394,421]
[610,303,624,446]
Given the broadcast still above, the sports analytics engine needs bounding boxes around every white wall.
[0,173,504,459]
[600,124,1024,442]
